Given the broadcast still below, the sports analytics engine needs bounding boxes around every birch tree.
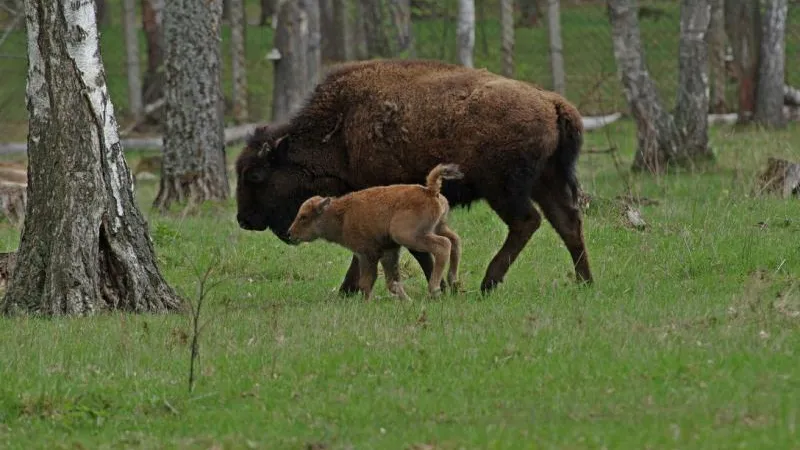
[122,0,143,121]
[754,0,788,128]
[155,0,228,210]
[609,0,713,173]
[230,0,248,123]
[457,0,475,67]
[547,0,564,95]
[2,0,180,315]
[500,0,514,77]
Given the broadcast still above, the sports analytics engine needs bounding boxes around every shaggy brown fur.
[236,58,592,294]
[287,164,464,301]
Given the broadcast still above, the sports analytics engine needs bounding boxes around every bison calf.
[287,164,464,301]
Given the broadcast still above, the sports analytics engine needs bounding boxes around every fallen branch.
[0,122,262,155]
[585,146,617,154]
[583,112,622,131]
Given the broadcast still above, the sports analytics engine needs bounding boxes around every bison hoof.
[479,278,501,293]
[338,284,361,297]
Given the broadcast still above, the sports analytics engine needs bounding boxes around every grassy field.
[0,119,799,448]
[2,1,800,448]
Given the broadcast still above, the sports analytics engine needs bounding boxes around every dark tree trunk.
[707,0,727,113]
[155,0,229,211]
[95,0,110,27]
[609,0,711,173]
[674,0,712,160]
[141,0,165,105]
[231,0,248,123]
[123,0,144,121]
[754,0,788,128]
[320,0,350,63]
[359,0,393,57]
[260,0,276,26]
[3,0,181,316]
[271,0,321,122]
[516,0,542,27]
[725,0,760,121]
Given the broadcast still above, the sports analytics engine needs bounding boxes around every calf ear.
[315,197,332,215]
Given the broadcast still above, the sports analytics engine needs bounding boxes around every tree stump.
[756,157,800,198]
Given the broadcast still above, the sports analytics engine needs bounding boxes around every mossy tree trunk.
[155,0,229,211]
[2,0,181,316]
[609,0,712,173]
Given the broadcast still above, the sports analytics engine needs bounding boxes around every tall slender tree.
[754,0,788,128]
[230,0,248,124]
[724,0,760,122]
[609,0,713,173]
[547,0,564,95]
[141,0,165,105]
[3,0,181,315]
[123,0,143,122]
[457,0,475,67]
[500,0,514,77]
[155,0,229,211]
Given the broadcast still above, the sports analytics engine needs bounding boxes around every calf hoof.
[447,279,464,294]
[428,288,442,298]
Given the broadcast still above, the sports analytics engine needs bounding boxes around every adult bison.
[236,59,592,294]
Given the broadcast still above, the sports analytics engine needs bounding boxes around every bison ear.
[266,135,290,164]
[315,197,332,215]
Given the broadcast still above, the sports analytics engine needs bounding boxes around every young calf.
[287,163,464,301]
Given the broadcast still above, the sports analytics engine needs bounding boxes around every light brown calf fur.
[287,163,464,301]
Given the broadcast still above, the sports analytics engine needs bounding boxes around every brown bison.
[287,163,464,301]
[236,59,592,294]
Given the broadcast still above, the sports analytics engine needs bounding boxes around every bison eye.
[245,168,266,184]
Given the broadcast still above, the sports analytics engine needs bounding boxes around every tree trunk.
[387,0,415,57]
[755,157,800,198]
[359,0,392,57]
[517,0,542,27]
[707,0,727,113]
[271,0,321,122]
[306,0,321,92]
[122,0,144,122]
[155,0,229,211]
[230,0,248,124]
[754,0,788,128]
[320,0,343,62]
[609,0,682,173]
[609,0,711,173]
[457,0,475,67]
[95,0,109,27]
[500,0,514,77]
[674,0,712,160]
[2,0,181,316]
[724,0,760,121]
[141,0,165,105]
[260,0,276,26]
[547,0,564,95]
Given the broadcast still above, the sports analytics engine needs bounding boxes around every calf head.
[287,196,332,243]
[235,126,320,244]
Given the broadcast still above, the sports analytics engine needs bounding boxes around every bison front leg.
[338,254,362,296]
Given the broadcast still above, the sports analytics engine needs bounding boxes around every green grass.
[2,0,800,141]
[0,120,799,448]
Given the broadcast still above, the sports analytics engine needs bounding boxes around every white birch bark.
[547,0,565,95]
[3,0,180,315]
[457,0,475,67]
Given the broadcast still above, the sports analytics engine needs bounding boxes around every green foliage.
[1,121,799,448]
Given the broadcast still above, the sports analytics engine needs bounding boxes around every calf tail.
[425,163,464,196]
[554,102,584,205]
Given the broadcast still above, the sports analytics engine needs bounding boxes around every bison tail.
[554,102,584,205]
[425,163,464,196]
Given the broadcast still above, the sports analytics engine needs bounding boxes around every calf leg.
[380,249,410,300]
[392,230,451,297]
[436,222,462,292]
[534,187,593,284]
[356,253,380,302]
[481,196,543,293]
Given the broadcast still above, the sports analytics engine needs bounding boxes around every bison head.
[235,125,344,245]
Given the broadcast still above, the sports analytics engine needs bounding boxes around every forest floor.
[0,120,799,449]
